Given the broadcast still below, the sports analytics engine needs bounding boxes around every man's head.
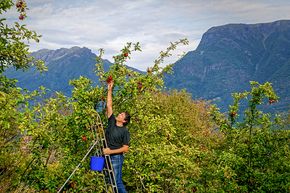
[116,112,131,126]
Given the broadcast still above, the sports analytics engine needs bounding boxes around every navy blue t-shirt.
[105,114,130,151]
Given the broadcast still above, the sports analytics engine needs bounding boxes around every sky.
[5,0,290,71]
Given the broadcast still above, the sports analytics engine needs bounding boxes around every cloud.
[5,0,290,70]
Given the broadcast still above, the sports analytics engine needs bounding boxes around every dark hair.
[123,112,131,126]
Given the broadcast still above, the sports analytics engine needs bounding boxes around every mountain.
[4,20,290,113]
[5,46,130,96]
[165,20,290,112]
[5,46,143,97]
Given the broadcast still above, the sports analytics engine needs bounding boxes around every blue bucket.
[90,156,105,171]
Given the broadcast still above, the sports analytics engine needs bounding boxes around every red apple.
[268,99,276,104]
[106,75,113,83]
[82,135,87,141]
[16,1,23,8]
[230,112,237,117]
[19,14,24,20]
[137,81,143,91]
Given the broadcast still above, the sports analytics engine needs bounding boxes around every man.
[103,79,130,193]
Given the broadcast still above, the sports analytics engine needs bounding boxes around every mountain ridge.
[5,46,113,95]
[4,20,290,112]
[165,19,290,112]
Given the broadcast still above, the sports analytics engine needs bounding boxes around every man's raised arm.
[106,80,113,118]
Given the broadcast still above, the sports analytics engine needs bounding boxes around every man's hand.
[108,80,114,90]
[103,148,112,155]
